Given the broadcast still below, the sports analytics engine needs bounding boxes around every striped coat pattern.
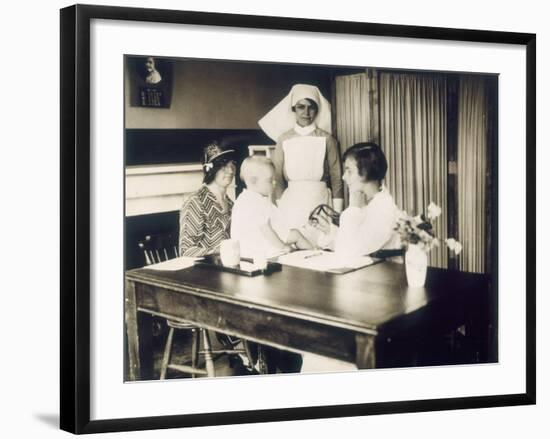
[179,185,233,256]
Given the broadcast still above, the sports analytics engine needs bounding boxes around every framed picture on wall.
[127,55,174,108]
[60,4,536,434]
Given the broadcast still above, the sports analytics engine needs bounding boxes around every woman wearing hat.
[179,142,302,374]
[179,142,236,256]
[258,84,343,240]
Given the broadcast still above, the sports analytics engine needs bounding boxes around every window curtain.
[379,73,448,268]
[334,70,379,152]
[457,76,488,273]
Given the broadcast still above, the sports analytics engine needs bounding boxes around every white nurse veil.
[258,84,332,142]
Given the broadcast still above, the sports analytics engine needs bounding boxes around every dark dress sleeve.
[325,135,343,199]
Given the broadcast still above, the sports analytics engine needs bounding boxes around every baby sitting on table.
[231,156,313,259]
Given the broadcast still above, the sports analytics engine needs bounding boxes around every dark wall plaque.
[127,56,173,108]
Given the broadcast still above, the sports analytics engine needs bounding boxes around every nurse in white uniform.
[259,84,343,239]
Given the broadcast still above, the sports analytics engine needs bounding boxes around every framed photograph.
[127,55,174,108]
[60,4,536,434]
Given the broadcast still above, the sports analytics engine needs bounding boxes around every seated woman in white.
[314,142,402,261]
[301,142,402,374]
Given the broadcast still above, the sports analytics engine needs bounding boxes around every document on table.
[147,256,203,271]
[277,250,375,274]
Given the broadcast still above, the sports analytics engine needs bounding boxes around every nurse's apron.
[277,135,330,241]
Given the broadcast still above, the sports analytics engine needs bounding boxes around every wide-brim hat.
[202,142,236,175]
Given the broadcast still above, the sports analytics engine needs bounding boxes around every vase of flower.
[395,202,462,288]
[405,243,428,287]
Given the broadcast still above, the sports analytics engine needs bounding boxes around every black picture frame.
[60,4,536,434]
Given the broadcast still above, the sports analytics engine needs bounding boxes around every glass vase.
[405,243,428,287]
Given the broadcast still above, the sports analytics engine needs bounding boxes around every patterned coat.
[179,185,233,256]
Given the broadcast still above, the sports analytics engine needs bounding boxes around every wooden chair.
[139,233,180,266]
[138,233,252,378]
[248,144,276,159]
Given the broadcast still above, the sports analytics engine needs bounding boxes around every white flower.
[427,202,442,220]
[203,162,214,171]
[446,238,457,249]
[446,238,463,255]
[454,242,463,255]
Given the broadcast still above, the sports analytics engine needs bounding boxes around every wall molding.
[125,162,235,217]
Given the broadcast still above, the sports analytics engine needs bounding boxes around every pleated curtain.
[456,76,488,273]
[379,73,448,268]
[334,71,489,271]
[334,70,380,152]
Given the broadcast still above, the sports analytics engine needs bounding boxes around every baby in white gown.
[231,156,313,259]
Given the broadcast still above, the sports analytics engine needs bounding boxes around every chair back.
[138,233,179,266]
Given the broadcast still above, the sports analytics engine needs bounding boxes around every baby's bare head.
[240,156,275,196]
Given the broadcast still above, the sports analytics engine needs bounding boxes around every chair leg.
[160,327,175,380]
[201,329,216,377]
[243,340,256,370]
[257,345,269,374]
[191,328,200,379]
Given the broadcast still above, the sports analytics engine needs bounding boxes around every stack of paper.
[147,256,203,271]
[277,250,374,274]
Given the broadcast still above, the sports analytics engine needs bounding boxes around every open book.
[277,250,376,274]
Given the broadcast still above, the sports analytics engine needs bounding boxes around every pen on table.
[304,251,323,259]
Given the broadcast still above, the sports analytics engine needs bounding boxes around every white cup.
[220,239,240,266]
[253,252,268,270]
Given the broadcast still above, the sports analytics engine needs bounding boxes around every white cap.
[258,84,332,142]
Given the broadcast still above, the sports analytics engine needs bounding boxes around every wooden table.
[125,261,495,381]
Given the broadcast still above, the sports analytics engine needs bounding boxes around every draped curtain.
[457,76,488,273]
[334,71,490,271]
[335,70,379,152]
[335,71,448,267]
[379,73,448,268]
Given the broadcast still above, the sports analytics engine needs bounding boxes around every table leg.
[191,328,199,379]
[125,278,141,381]
[201,330,216,377]
[355,333,376,369]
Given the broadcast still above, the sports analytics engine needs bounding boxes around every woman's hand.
[310,212,331,235]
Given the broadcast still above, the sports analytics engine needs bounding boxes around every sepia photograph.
[1,0,543,436]
[123,55,498,381]
[57,3,536,434]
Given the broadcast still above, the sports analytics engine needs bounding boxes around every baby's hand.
[296,237,314,250]
[285,229,300,244]
[282,244,293,254]
[289,229,314,250]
